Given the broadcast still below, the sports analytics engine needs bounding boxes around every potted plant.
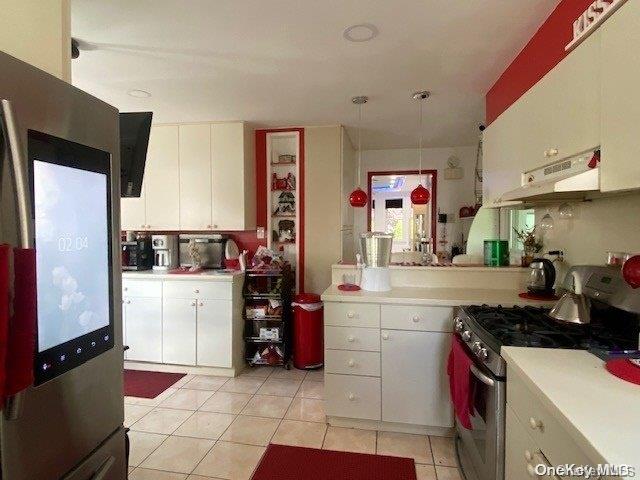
[513,227,543,267]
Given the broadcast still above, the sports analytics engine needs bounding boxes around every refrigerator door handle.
[90,455,115,480]
[1,98,33,249]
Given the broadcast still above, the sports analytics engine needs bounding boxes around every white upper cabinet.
[179,124,212,230]
[120,184,146,230]
[600,0,640,192]
[145,125,180,229]
[526,30,601,164]
[212,123,256,230]
[483,29,601,205]
[482,104,526,206]
[120,122,255,232]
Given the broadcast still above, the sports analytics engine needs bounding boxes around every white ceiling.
[71,0,559,149]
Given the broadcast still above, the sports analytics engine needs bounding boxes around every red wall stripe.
[486,0,595,125]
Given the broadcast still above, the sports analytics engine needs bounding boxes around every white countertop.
[503,347,640,474]
[121,270,243,281]
[333,263,529,273]
[321,285,557,307]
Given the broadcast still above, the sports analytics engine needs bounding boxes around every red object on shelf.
[349,187,368,208]
[410,183,431,205]
[588,150,601,169]
[338,283,361,291]
[292,293,324,370]
[622,255,640,289]
[605,359,640,386]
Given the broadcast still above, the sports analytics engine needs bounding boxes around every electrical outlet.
[257,227,265,239]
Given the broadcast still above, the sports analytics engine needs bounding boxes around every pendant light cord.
[357,102,363,187]
[418,98,423,185]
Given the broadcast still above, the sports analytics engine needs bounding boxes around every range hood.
[500,150,600,203]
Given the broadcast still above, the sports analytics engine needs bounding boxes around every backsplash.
[535,191,640,280]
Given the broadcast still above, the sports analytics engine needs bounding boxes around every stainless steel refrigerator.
[0,51,126,479]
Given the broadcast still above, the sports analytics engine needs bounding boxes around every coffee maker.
[122,235,153,271]
[152,235,179,271]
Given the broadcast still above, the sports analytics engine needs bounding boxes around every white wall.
[0,0,71,81]
[533,192,640,281]
[354,146,477,256]
[305,125,342,294]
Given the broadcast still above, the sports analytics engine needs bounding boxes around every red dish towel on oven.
[447,335,473,429]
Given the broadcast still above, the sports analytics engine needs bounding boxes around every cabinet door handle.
[213,224,218,229]
[191,301,196,307]
[194,289,200,294]
[199,302,204,307]
[529,417,543,430]
[346,335,355,343]
[347,359,355,367]
[382,332,389,340]
[347,393,355,401]
[412,315,420,323]
[123,287,128,291]
[126,300,131,304]
[346,311,355,318]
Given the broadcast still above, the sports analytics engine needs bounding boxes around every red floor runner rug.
[252,444,417,480]
[124,369,186,398]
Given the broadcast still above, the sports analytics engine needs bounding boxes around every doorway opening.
[367,170,437,253]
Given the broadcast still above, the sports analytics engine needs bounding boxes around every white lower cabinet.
[197,299,232,368]
[122,276,242,372]
[381,329,453,427]
[325,374,381,420]
[162,297,197,365]
[123,297,162,362]
[324,300,453,430]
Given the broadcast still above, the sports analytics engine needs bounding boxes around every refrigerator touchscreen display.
[33,161,109,351]
[29,131,114,384]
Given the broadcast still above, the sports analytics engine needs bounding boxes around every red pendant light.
[411,91,431,206]
[349,187,368,207]
[410,183,430,205]
[349,96,369,208]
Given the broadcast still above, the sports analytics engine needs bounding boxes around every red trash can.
[292,293,324,370]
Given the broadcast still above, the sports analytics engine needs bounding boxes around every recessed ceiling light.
[343,23,379,43]
[127,89,151,98]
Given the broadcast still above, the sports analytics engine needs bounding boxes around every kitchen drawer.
[381,305,453,332]
[122,279,162,298]
[325,326,380,352]
[507,365,595,468]
[325,373,380,420]
[325,350,380,377]
[162,280,232,300]
[325,302,380,328]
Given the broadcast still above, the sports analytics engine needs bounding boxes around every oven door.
[455,345,505,480]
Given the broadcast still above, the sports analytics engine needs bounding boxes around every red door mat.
[124,369,186,398]
[251,444,417,480]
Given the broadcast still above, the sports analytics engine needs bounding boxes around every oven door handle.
[470,364,495,387]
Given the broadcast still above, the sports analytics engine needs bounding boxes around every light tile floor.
[126,368,461,480]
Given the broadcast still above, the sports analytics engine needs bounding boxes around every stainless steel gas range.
[453,265,640,480]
